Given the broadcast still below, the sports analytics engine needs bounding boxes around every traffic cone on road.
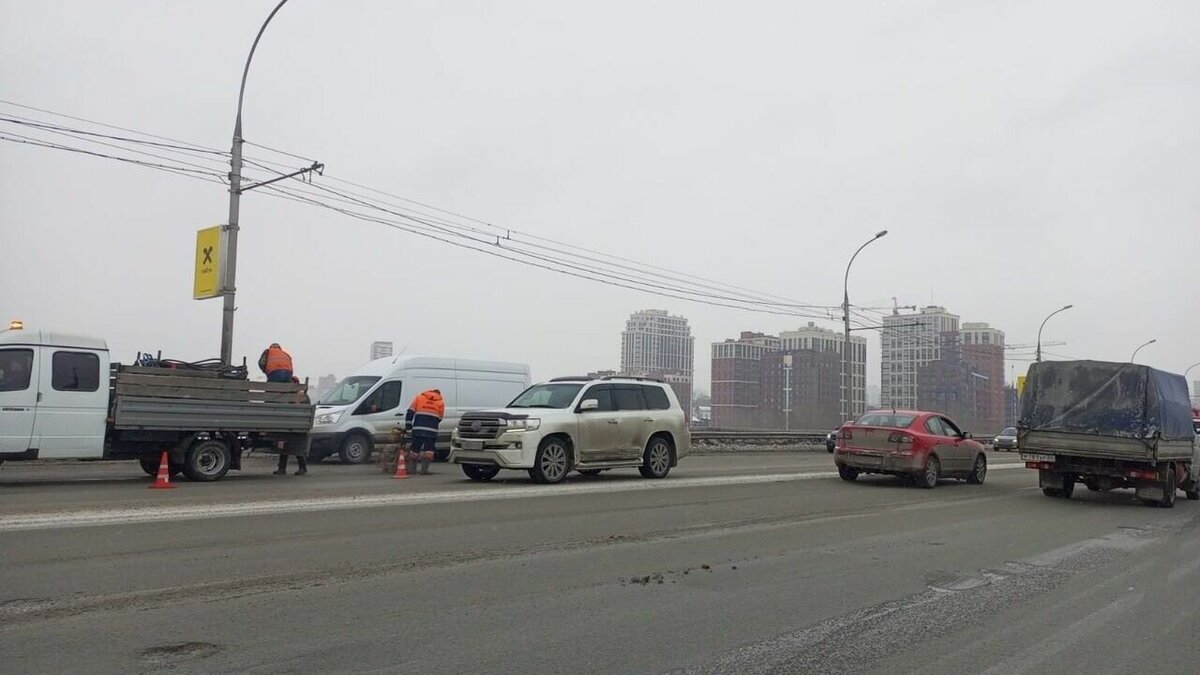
[149,451,175,490]
[393,452,409,480]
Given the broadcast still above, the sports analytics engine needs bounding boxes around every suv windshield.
[1000,427,1017,436]
[854,412,917,428]
[508,383,584,408]
[319,376,381,406]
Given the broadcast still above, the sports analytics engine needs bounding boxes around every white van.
[309,356,530,463]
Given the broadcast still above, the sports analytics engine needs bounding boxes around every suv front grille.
[458,417,504,440]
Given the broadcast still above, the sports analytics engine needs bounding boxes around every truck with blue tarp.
[1017,360,1199,507]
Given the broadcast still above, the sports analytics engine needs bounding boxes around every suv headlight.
[315,410,344,426]
[506,418,541,432]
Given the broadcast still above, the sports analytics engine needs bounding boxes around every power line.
[0,132,227,183]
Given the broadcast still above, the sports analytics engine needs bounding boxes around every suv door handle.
[642,418,654,423]
[607,419,619,425]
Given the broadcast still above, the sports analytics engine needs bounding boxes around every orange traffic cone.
[393,452,409,480]
[149,451,175,489]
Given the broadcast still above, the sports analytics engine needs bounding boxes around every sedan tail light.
[887,432,913,444]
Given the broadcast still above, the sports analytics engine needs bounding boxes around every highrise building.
[621,310,695,417]
[711,332,779,428]
[882,305,960,410]
[370,341,394,361]
[779,322,868,417]
[959,322,1005,432]
[315,374,338,400]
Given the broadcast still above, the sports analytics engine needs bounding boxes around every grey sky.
[2,0,1198,392]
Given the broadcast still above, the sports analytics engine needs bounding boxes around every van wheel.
[338,433,372,464]
[966,454,987,485]
[462,464,500,481]
[529,437,571,484]
[639,436,673,479]
[182,440,232,482]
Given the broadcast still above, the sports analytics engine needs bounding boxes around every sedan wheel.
[966,454,987,485]
[918,456,940,489]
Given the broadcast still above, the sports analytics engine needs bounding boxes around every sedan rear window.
[854,412,916,428]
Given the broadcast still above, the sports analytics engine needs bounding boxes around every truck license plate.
[1020,453,1055,463]
[462,440,484,451]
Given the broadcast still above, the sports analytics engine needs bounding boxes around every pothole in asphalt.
[139,641,222,665]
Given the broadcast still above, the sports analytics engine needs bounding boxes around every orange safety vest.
[264,345,293,374]
[410,390,445,418]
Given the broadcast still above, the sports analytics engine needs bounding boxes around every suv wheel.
[529,437,571,484]
[338,433,372,464]
[639,436,673,479]
[462,464,501,481]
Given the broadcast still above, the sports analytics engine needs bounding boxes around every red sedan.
[834,410,988,489]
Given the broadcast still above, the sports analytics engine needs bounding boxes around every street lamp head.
[1148,338,1157,345]
[874,230,888,238]
[1062,304,1074,310]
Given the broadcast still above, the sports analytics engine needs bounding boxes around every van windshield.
[508,383,584,409]
[319,376,381,406]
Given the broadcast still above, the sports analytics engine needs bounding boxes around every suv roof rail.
[549,376,591,382]
[601,375,663,383]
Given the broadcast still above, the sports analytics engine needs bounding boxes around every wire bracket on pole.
[240,160,324,192]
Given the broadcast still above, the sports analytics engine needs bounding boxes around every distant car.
[825,427,840,453]
[993,427,1018,451]
[834,410,988,489]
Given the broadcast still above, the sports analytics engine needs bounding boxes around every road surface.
[2,452,1197,674]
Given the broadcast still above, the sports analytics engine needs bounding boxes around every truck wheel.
[529,437,571,484]
[182,440,232,482]
[462,464,501,481]
[966,454,987,485]
[338,433,373,464]
[1042,488,1063,498]
[139,457,181,478]
[1159,466,1176,509]
[838,465,859,482]
[1185,488,1199,501]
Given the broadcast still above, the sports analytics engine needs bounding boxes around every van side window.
[613,386,646,411]
[580,385,614,412]
[52,351,100,392]
[0,349,34,392]
[641,385,670,410]
[355,381,403,415]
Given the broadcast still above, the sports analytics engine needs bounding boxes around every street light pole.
[842,230,888,423]
[1130,338,1157,363]
[220,0,292,365]
[1035,304,1073,363]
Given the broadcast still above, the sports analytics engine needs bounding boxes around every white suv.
[449,376,691,484]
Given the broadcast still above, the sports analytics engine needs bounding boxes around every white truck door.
[32,348,108,458]
[0,346,39,455]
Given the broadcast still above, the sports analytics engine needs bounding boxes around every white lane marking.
[0,464,1028,532]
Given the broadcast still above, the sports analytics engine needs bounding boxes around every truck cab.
[0,330,109,461]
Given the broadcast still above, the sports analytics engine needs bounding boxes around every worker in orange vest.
[404,389,445,475]
[258,343,294,383]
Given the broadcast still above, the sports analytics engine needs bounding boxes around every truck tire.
[1042,474,1073,499]
[1186,488,1199,501]
[182,439,232,482]
[139,457,182,478]
[338,433,373,464]
[1158,465,1176,509]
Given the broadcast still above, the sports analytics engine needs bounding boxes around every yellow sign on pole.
[193,226,223,300]
[1016,375,1027,399]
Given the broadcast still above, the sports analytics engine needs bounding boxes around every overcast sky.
[2,0,1198,393]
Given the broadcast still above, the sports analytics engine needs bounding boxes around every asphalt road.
[2,452,1197,674]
